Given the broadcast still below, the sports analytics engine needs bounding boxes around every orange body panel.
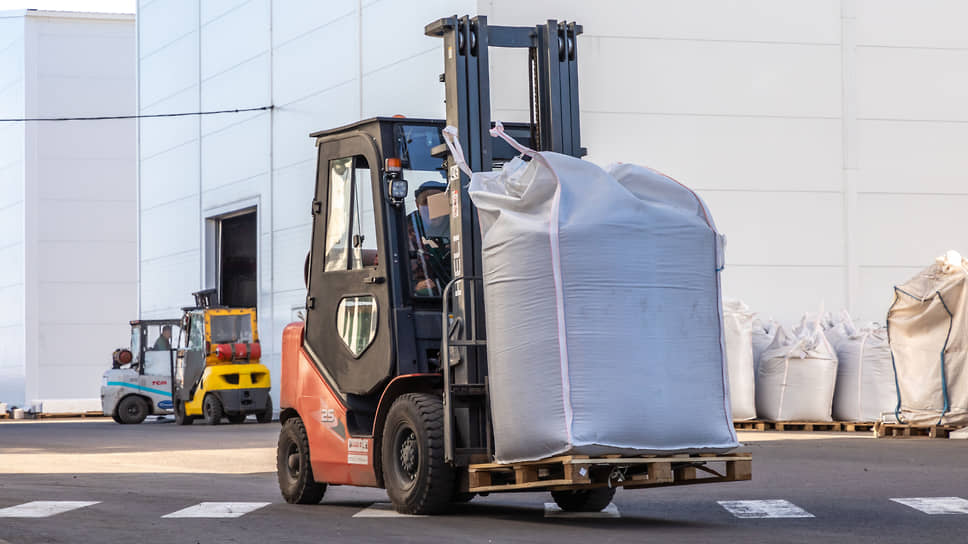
[281,322,378,487]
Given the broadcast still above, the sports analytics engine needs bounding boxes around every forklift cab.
[101,319,181,424]
[302,117,533,434]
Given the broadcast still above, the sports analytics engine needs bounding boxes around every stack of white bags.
[723,304,896,422]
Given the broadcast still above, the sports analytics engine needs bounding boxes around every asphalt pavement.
[1,418,966,543]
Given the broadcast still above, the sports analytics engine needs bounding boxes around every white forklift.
[101,319,181,424]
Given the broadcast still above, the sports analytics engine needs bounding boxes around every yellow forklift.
[173,289,273,425]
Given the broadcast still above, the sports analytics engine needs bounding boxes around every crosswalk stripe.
[544,502,620,518]
[891,497,968,514]
[352,503,425,518]
[0,501,100,518]
[161,502,270,518]
[718,499,814,519]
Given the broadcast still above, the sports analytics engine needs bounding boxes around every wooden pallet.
[873,421,957,439]
[734,420,875,433]
[36,411,106,419]
[466,452,752,493]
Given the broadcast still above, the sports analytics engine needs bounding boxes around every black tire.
[227,414,247,424]
[202,394,223,425]
[111,412,123,424]
[174,399,194,426]
[256,395,273,424]
[381,393,453,515]
[277,417,326,504]
[117,396,148,425]
[452,491,476,503]
[550,488,617,512]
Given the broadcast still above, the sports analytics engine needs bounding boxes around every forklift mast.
[425,15,583,465]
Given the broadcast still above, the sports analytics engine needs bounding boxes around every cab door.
[305,133,393,396]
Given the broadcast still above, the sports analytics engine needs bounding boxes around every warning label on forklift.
[347,453,368,465]
[347,438,368,453]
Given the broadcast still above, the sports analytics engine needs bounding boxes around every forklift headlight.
[389,178,408,204]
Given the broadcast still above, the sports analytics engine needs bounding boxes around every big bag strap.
[490,120,536,157]
[441,126,473,177]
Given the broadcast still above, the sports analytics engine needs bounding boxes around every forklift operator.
[408,181,450,297]
[152,325,172,351]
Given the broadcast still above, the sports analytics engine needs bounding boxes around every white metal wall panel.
[200,55,269,135]
[270,226,311,294]
[271,82,359,170]
[271,161,314,232]
[201,0,253,25]
[37,242,136,284]
[139,251,201,316]
[578,38,841,118]
[200,113,269,189]
[140,142,200,208]
[140,33,198,109]
[858,266,922,324]
[857,47,968,122]
[360,0,473,74]
[270,14,357,107]
[0,243,23,289]
[855,120,968,195]
[580,114,843,192]
[0,325,25,406]
[482,0,841,44]
[722,266,847,322]
[361,48,444,119]
[138,0,196,57]
[38,201,135,243]
[201,173,266,212]
[140,197,201,261]
[271,0,354,47]
[200,0,269,78]
[857,194,968,268]
[139,89,199,159]
[856,0,968,49]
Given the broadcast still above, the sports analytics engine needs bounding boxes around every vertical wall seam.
[841,0,859,312]
[197,0,204,292]
[358,0,363,118]
[135,1,142,318]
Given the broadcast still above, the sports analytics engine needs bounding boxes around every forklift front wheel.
[550,487,617,512]
[202,394,223,425]
[381,393,454,515]
[174,399,194,426]
[277,417,326,504]
[117,395,148,425]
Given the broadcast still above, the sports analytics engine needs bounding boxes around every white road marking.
[718,499,814,519]
[891,497,968,514]
[161,502,270,518]
[353,503,426,518]
[544,502,620,518]
[0,501,100,518]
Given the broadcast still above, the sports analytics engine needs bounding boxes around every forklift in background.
[276,15,751,514]
[101,319,180,424]
[173,289,273,425]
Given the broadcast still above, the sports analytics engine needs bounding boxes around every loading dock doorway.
[214,208,257,309]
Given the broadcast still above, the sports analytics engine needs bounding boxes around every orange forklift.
[276,15,751,514]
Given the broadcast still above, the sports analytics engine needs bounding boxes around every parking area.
[1,419,966,543]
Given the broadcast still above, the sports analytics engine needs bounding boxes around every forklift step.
[466,452,752,494]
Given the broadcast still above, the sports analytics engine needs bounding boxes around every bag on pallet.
[751,318,777,372]
[887,250,968,427]
[446,123,739,463]
[723,300,756,420]
[831,319,896,422]
[755,320,838,422]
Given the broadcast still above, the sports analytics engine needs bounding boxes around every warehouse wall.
[138,0,968,358]
[137,0,474,403]
[0,14,26,406]
[25,13,137,403]
[482,0,968,325]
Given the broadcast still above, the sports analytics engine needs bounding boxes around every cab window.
[211,314,254,343]
[324,156,376,272]
[188,314,205,351]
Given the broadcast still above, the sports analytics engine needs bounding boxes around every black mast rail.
[426,15,583,466]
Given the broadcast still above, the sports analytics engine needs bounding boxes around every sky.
[0,0,134,13]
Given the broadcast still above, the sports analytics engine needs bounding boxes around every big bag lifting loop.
[441,125,473,177]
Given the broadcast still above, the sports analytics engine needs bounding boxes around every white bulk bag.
[831,323,896,422]
[445,124,738,463]
[887,251,968,427]
[751,318,777,372]
[756,323,838,421]
[723,300,756,420]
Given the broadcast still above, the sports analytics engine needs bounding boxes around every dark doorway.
[218,210,257,308]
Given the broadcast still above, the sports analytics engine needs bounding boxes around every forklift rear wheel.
[117,396,148,425]
[227,414,247,424]
[174,399,194,425]
[256,395,273,423]
[277,417,326,504]
[382,393,454,515]
[202,394,223,425]
[550,488,617,512]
